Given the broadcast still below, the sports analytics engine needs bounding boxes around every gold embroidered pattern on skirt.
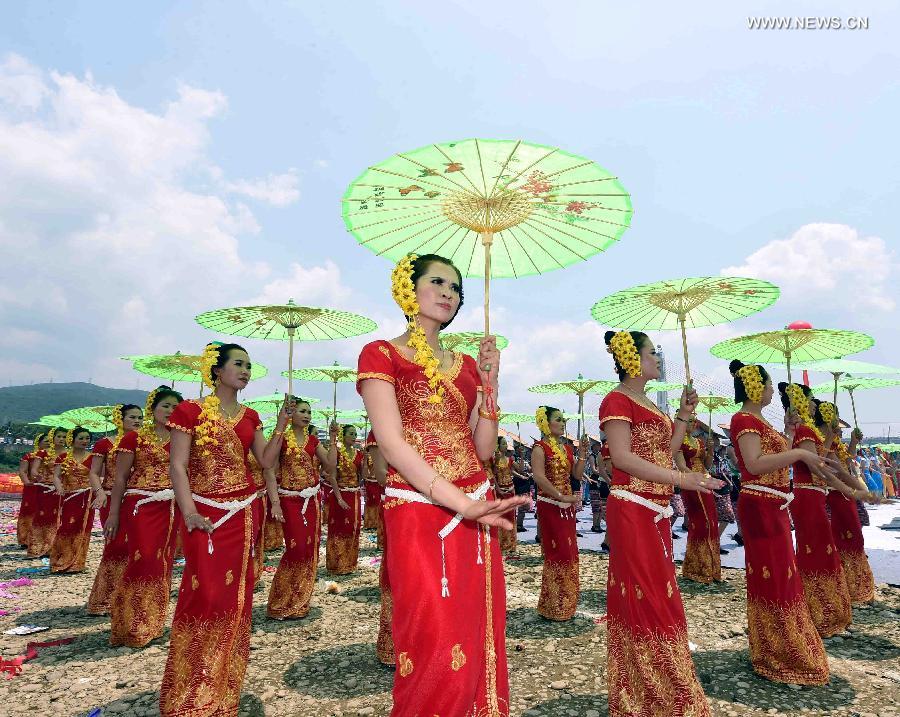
[451,643,467,671]
[267,559,317,619]
[839,550,875,605]
[746,596,829,684]
[87,557,127,615]
[682,536,721,584]
[799,568,852,638]
[110,576,171,647]
[537,559,579,621]
[397,652,414,677]
[607,616,710,717]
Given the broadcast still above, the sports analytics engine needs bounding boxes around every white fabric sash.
[742,484,794,509]
[126,488,175,516]
[384,480,491,597]
[610,489,674,523]
[278,485,320,525]
[63,487,92,503]
[191,492,260,555]
[794,484,828,496]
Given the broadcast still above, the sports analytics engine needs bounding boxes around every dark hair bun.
[728,359,745,376]
[604,330,616,345]
[777,381,788,394]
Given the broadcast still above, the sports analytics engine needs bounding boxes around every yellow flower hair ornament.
[785,383,824,442]
[196,342,225,457]
[736,365,764,403]
[337,426,356,471]
[32,433,45,451]
[46,428,58,461]
[140,388,161,442]
[65,429,74,448]
[818,401,837,427]
[283,421,307,458]
[391,254,444,404]
[608,331,642,378]
[535,406,568,467]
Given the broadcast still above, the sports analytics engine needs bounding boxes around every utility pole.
[656,344,669,414]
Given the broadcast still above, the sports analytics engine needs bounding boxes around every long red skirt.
[826,491,875,605]
[606,493,709,716]
[27,486,61,557]
[267,495,320,619]
[263,513,284,552]
[50,492,93,573]
[17,484,38,547]
[681,489,721,583]
[738,491,829,684]
[88,498,131,614]
[110,495,178,646]
[377,529,395,665]
[325,489,360,575]
[792,487,852,637]
[536,499,579,620]
[385,497,509,717]
[363,480,382,530]
[159,493,263,717]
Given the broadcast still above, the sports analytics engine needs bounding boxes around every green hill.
[0,382,149,424]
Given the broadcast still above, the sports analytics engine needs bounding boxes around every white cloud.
[227,170,300,207]
[0,54,349,388]
[722,223,898,311]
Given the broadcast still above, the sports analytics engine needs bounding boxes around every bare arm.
[606,420,720,493]
[264,466,283,522]
[361,378,525,528]
[674,451,689,472]
[18,458,31,485]
[737,431,829,479]
[52,464,64,495]
[89,455,107,509]
[169,430,211,533]
[103,450,134,542]
[29,457,42,481]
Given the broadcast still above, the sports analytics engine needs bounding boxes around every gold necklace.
[617,383,663,415]
[219,402,241,420]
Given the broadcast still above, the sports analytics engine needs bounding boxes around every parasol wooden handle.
[481,231,493,371]
[678,313,692,388]
[287,328,295,400]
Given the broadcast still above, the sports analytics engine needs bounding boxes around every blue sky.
[2,1,898,434]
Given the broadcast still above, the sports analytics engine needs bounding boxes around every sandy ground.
[1,498,898,717]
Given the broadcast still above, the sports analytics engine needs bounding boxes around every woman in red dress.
[267,398,337,619]
[599,330,714,716]
[368,436,394,666]
[818,403,876,605]
[493,436,517,554]
[16,433,48,548]
[363,430,383,532]
[28,428,66,557]
[728,361,830,684]
[88,404,143,614]
[327,424,364,574]
[159,342,288,716]
[358,253,526,717]
[775,385,854,637]
[104,387,183,646]
[50,427,95,573]
[532,406,585,620]
[675,422,721,583]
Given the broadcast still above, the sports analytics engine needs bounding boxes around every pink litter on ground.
[0,578,34,600]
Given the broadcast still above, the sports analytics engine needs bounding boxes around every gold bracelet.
[478,407,499,421]
[428,475,442,501]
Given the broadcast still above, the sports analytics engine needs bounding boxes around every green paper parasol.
[809,376,900,428]
[244,393,319,415]
[57,407,116,433]
[31,415,77,429]
[590,276,780,385]
[668,394,741,442]
[528,374,613,438]
[343,138,632,346]
[124,352,268,389]
[440,332,509,358]
[710,328,874,384]
[284,362,358,419]
[645,381,684,394]
[793,358,900,404]
[195,300,376,399]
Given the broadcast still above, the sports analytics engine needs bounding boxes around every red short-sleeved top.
[600,443,611,461]
[356,339,486,497]
[56,451,92,492]
[534,439,574,496]
[280,432,321,491]
[32,449,52,484]
[336,448,364,489]
[167,399,262,499]
[599,390,674,498]
[679,436,705,473]
[494,454,514,490]
[730,412,789,490]
[21,452,33,464]
[92,436,120,490]
[365,430,376,448]
[117,430,171,491]
[792,424,825,487]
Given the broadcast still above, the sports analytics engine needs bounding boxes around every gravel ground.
[1,501,899,717]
